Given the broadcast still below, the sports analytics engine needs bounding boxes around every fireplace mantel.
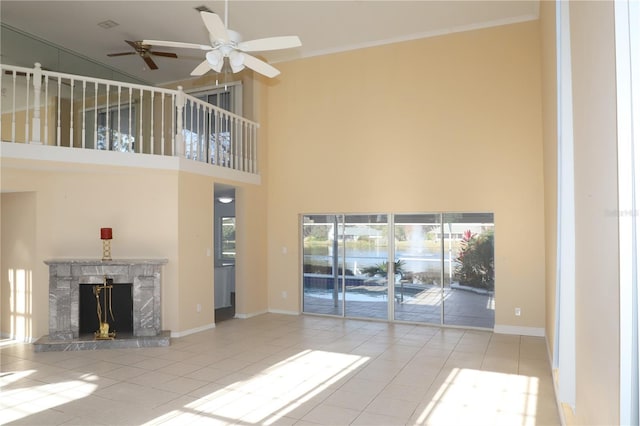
[44,258,167,342]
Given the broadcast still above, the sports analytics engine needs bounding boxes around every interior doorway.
[214,184,236,322]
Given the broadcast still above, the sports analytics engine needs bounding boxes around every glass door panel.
[344,214,389,319]
[302,215,344,316]
[393,214,443,324]
[442,213,495,328]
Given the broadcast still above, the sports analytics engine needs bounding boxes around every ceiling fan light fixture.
[229,51,245,73]
[206,50,224,72]
[230,62,245,73]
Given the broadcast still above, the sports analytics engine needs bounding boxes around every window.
[184,83,242,163]
[84,104,136,152]
[220,217,236,261]
[96,105,136,152]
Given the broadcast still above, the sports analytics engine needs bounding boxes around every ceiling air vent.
[194,5,213,13]
[97,20,119,29]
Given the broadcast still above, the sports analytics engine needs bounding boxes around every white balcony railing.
[0,63,259,174]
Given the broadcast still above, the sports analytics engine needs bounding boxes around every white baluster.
[117,85,121,151]
[11,71,16,143]
[44,76,49,145]
[243,121,247,172]
[105,84,110,150]
[231,116,236,169]
[128,87,133,153]
[161,92,165,156]
[225,114,230,168]
[253,124,258,173]
[171,93,176,156]
[150,91,155,154]
[25,72,30,143]
[56,78,61,146]
[69,79,74,148]
[213,109,219,165]
[197,103,202,161]
[31,63,42,144]
[93,82,98,149]
[208,105,213,164]
[190,101,195,159]
[139,89,144,152]
[81,80,86,148]
[0,66,3,140]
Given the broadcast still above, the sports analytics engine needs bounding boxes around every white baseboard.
[493,324,545,337]
[267,309,300,316]
[234,310,268,319]
[170,323,215,338]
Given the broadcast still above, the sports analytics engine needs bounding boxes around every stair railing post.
[31,62,42,144]
[175,86,186,157]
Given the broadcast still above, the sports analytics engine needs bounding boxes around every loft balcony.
[0,63,260,182]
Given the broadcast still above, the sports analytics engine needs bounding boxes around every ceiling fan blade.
[143,55,158,70]
[190,60,212,76]
[150,51,178,58]
[200,12,229,43]
[107,52,137,57]
[143,39,211,51]
[125,40,140,50]
[237,36,302,52]
[240,53,280,78]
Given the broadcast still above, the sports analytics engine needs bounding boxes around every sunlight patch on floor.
[144,349,370,425]
[1,373,97,424]
[415,368,539,425]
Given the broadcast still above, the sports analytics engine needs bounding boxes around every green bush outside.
[454,229,494,291]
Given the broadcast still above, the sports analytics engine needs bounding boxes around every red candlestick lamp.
[100,227,112,261]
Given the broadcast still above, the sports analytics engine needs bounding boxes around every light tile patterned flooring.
[1,314,560,425]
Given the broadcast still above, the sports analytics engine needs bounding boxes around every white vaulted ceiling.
[0,1,539,85]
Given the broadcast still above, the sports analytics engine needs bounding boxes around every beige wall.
[265,21,546,329]
[177,171,215,331]
[1,192,37,340]
[0,158,180,338]
[569,1,620,424]
[540,0,558,354]
[235,183,268,315]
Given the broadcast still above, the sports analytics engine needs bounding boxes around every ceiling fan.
[107,40,178,70]
[143,6,301,78]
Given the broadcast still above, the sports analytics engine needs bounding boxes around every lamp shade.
[100,228,113,240]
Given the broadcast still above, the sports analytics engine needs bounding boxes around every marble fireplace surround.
[41,259,168,350]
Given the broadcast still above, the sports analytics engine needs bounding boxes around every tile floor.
[0,314,560,425]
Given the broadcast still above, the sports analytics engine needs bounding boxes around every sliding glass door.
[302,214,389,320]
[302,215,345,316]
[302,212,495,328]
[343,214,388,319]
[393,214,443,323]
[442,213,495,328]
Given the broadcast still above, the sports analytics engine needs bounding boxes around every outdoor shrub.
[362,260,405,277]
[454,229,494,290]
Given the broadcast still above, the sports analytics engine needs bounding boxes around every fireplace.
[36,259,169,351]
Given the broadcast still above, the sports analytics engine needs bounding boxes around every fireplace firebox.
[79,281,133,336]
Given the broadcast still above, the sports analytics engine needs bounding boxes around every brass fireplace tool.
[94,275,116,339]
